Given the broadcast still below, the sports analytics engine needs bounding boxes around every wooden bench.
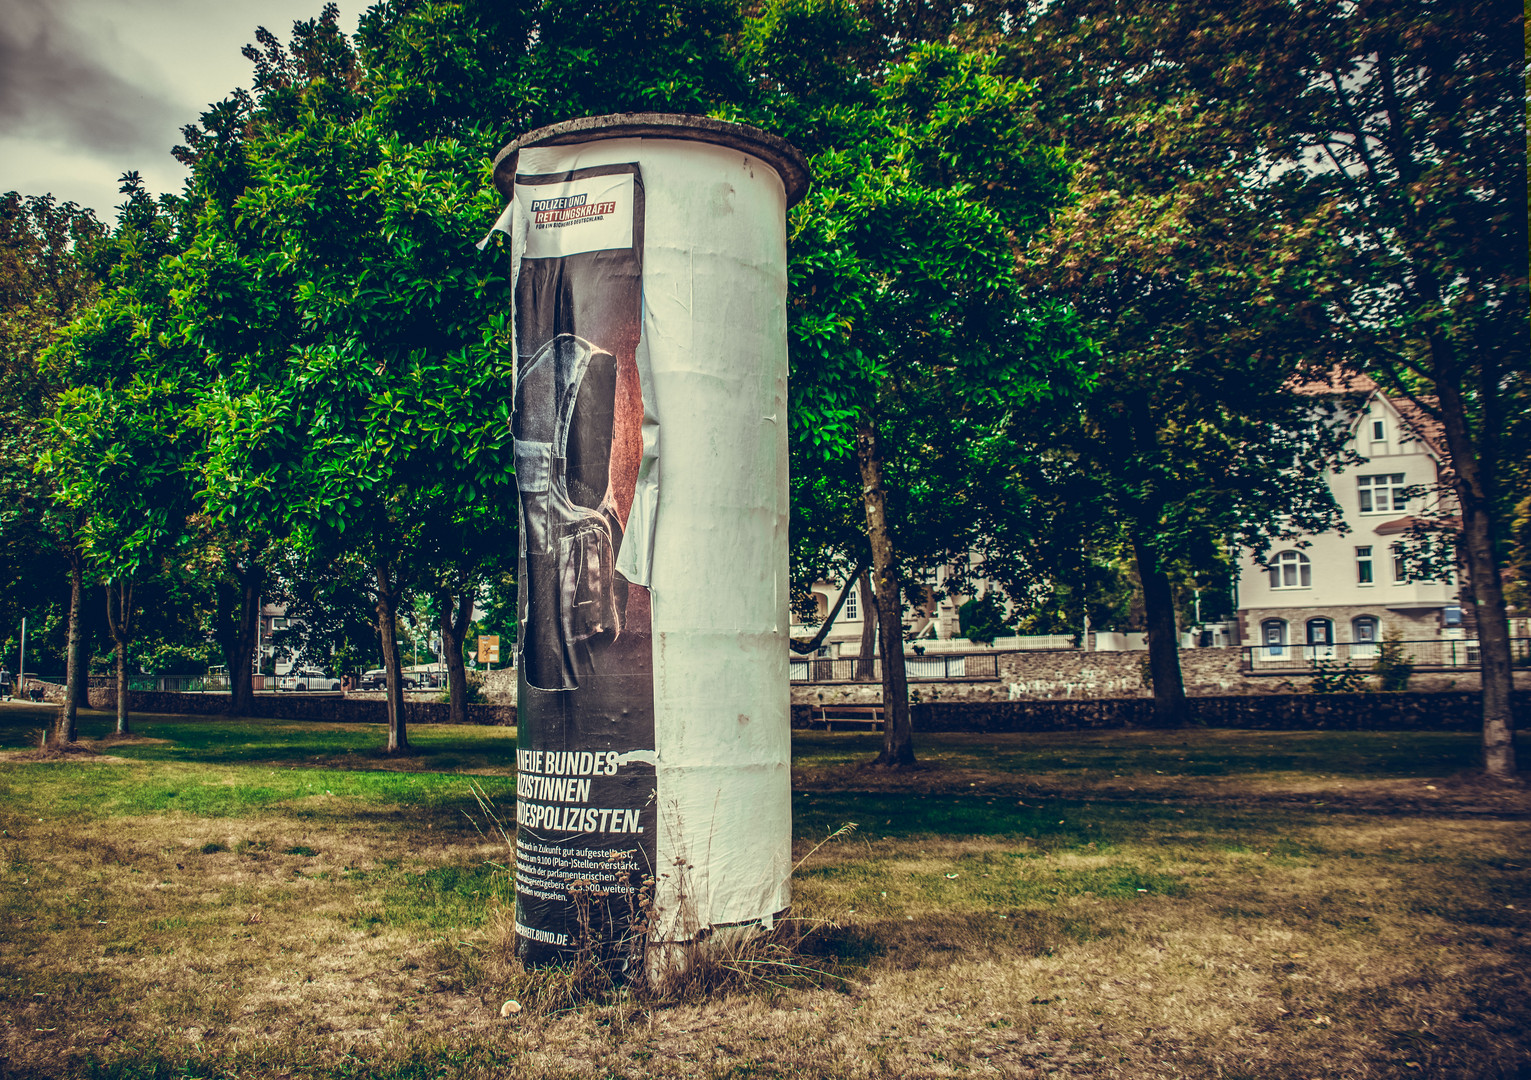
[810,704,885,731]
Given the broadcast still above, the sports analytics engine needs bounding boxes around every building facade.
[1236,386,1462,661]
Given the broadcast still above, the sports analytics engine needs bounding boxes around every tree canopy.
[0,0,1523,777]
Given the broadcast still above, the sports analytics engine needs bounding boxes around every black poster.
[509,163,655,970]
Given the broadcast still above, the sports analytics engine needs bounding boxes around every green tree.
[0,192,106,741]
[161,0,763,743]
[415,499,515,723]
[1000,1,1359,727]
[171,24,519,751]
[1267,0,1527,778]
[1007,0,1526,771]
[163,5,367,717]
[357,0,753,139]
[40,344,191,734]
[760,23,1083,766]
[36,170,207,737]
[956,591,1007,644]
[271,551,382,678]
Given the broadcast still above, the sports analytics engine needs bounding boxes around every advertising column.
[486,114,808,980]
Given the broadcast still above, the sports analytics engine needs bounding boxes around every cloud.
[0,0,185,155]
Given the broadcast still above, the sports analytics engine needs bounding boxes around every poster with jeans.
[508,162,656,971]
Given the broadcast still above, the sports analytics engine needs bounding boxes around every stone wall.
[44,646,1527,732]
[790,646,1526,706]
[85,687,516,726]
[792,689,1526,732]
[1239,604,1443,645]
[790,649,1187,707]
[476,666,518,703]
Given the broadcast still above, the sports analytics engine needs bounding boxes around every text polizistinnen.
[515,802,644,834]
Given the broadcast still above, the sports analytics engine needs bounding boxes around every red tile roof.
[1287,368,1448,461]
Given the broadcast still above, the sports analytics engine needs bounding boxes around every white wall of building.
[1238,392,1458,648]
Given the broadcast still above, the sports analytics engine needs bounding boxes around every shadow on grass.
[0,705,516,770]
[790,728,1487,780]
[792,789,1293,847]
[0,755,517,828]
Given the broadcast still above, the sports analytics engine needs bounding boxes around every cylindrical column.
[489,114,808,982]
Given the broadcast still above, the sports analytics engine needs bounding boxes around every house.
[791,558,1106,657]
[790,572,910,659]
[791,559,1001,657]
[1236,380,1463,661]
[257,603,297,676]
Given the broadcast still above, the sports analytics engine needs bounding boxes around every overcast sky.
[1,0,361,220]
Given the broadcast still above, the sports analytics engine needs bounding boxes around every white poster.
[515,172,636,259]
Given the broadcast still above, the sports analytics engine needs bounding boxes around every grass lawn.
[0,703,1527,1079]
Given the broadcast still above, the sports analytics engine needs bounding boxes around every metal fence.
[145,676,215,692]
[11,675,223,694]
[1242,637,1531,673]
[789,652,1000,683]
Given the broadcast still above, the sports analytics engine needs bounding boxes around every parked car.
[278,668,341,692]
[356,668,419,691]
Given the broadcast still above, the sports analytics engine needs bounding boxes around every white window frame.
[1357,473,1408,514]
[1392,543,1409,584]
[1355,545,1373,585]
[844,586,858,621]
[1268,551,1312,590]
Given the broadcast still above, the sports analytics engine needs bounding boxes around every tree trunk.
[856,570,877,681]
[437,586,474,726]
[1434,363,1517,779]
[228,576,259,715]
[857,422,914,767]
[114,649,128,734]
[216,558,263,716]
[376,561,408,753]
[54,555,83,745]
[73,591,94,712]
[1131,531,1189,728]
[105,578,134,735]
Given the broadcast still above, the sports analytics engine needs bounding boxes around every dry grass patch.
[0,722,1527,1078]
[791,729,1531,818]
[0,809,515,1064]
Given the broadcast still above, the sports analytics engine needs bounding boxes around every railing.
[150,676,216,692]
[1242,637,1531,673]
[789,653,999,683]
